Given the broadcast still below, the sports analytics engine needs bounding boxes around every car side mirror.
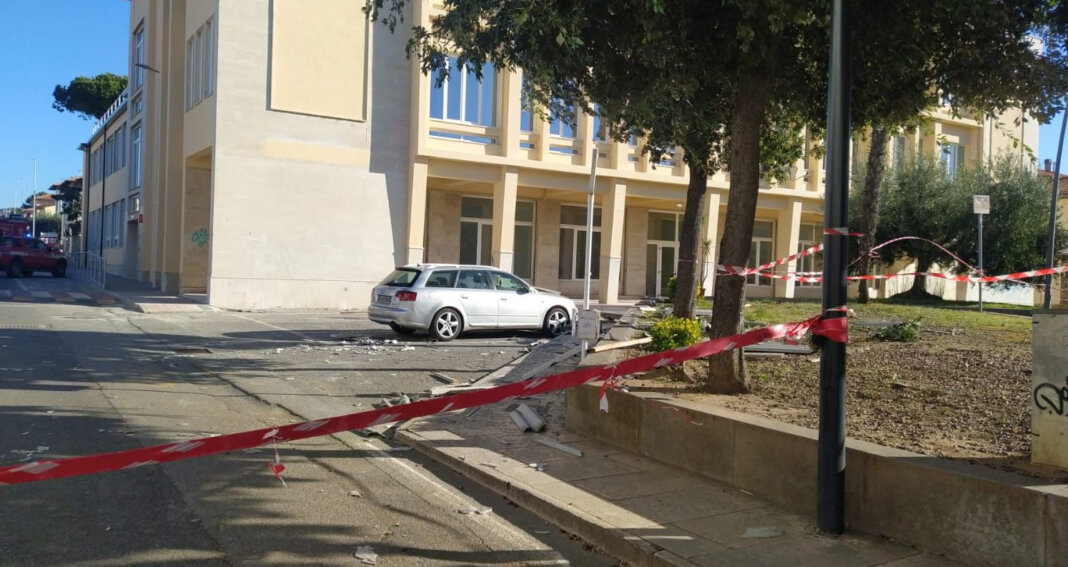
[517,287,530,295]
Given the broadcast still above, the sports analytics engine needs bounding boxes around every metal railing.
[91,88,129,135]
[68,252,107,289]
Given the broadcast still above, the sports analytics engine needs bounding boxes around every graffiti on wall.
[191,228,210,248]
[1034,377,1068,416]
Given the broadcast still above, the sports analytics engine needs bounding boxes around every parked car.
[0,236,67,278]
[368,264,576,340]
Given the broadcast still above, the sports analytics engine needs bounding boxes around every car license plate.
[377,294,392,304]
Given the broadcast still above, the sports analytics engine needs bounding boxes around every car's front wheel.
[389,322,416,336]
[52,260,67,278]
[543,307,571,337]
[7,260,23,278]
[429,308,462,341]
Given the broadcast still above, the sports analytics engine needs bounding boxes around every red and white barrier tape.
[719,243,824,277]
[0,314,846,486]
[753,264,1068,284]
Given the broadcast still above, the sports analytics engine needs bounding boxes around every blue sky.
[0,0,129,209]
[1,2,1066,210]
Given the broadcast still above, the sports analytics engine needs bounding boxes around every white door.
[646,243,677,297]
[492,271,541,327]
[456,269,498,327]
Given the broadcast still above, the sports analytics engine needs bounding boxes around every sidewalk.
[398,336,964,567]
[77,272,214,313]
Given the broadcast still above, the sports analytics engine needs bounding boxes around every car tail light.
[396,291,418,302]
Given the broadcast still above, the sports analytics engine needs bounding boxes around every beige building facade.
[83,0,1042,310]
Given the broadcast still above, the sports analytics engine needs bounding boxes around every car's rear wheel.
[543,307,571,337]
[389,322,416,335]
[7,260,23,278]
[429,308,462,341]
[52,260,67,278]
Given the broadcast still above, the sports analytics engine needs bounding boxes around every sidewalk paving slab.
[398,334,968,567]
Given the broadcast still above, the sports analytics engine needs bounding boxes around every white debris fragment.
[479,462,498,468]
[354,545,378,565]
[275,348,283,354]
[400,346,415,352]
[348,489,362,498]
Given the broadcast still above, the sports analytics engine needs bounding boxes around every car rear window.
[379,269,421,287]
[424,270,457,288]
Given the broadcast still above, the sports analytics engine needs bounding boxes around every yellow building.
[82,0,1040,310]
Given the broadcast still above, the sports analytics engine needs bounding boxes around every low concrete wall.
[567,381,1068,567]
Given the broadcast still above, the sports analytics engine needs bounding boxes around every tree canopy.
[367,0,1068,392]
[52,73,128,121]
[874,153,1067,293]
[49,177,83,238]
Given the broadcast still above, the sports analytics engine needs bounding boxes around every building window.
[747,220,774,285]
[519,75,534,133]
[185,36,195,110]
[559,205,601,280]
[132,95,144,117]
[891,135,907,168]
[429,56,496,127]
[940,142,964,179]
[549,100,576,139]
[131,124,143,189]
[203,18,214,97]
[514,201,535,279]
[134,24,145,89]
[796,223,822,287]
[592,103,608,142]
[459,196,493,266]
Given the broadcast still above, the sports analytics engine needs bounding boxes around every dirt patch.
[624,324,1068,483]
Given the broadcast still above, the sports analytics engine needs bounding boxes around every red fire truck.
[0,217,30,238]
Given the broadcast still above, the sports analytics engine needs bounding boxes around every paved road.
[0,279,617,566]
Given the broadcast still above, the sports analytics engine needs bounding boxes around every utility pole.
[818,0,851,535]
[1045,107,1068,309]
[31,158,37,238]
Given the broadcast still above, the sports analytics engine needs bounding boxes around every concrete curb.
[396,427,700,567]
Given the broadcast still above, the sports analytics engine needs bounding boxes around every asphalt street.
[0,275,618,566]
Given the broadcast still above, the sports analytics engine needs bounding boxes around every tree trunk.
[906,255,932,297]
[706,74,771,395]
[857,127,890,303]
[672,160,709,319]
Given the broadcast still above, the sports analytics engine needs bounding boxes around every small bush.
[665,275,702,302]
[872,319,920,342]
[649,316,703,351]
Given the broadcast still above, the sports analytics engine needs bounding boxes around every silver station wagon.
[368,264,577,341]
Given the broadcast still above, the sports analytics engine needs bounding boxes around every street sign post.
[974,195,989,312]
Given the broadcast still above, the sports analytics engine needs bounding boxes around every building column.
[492,166,519,271]
[599,179,626,304]
[500,71,522,158]
[406,158,428,265]
[701,190,721,296]
[774,198,803,298]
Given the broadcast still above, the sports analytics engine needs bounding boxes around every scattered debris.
[891,381,909,391]
[587,336,652,353]
[274,348,283,354]
[456,506,493,515]
[536,438,583,458]
[349,489,362,497]
[479,462,498,468]
[388,446,412,452]
[528,463,547,472]
[510,403,546,433]
[533,529,551,535]
[742,527,785,539]
[354,545,378,565]
[400,346,415,352]
[429,372,457,385]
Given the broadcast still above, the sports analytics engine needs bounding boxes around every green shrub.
[649,316,703,351]
[872,319,920,342]
[665,275,702,302]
